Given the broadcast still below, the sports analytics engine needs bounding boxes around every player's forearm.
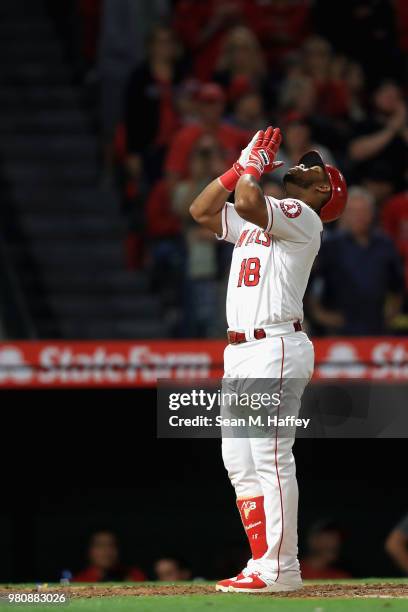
[234,175,268,229]
[189,178,229,230]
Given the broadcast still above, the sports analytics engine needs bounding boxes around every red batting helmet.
[298,150,348,222]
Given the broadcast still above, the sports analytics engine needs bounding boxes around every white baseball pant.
[221,330,314,581]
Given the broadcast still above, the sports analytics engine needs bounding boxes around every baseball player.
[190,127,347,593]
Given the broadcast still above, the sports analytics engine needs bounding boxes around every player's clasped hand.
[218,126,283,191]
[245,126,283,180]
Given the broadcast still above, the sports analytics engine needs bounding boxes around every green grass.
[53,595,408,611]
[1,580,407,612]
[2,596,408,612]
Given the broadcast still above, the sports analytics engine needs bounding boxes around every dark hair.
[373,79,400,94]
[154,555,190,571]
[308,519,345,538]
[87,528,118,546]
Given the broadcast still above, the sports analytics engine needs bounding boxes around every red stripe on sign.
[274,336,285,582]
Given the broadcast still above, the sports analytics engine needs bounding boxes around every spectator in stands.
[300,520,352,580]
[279,72,317,117]
[73,530,146,582]
[361,163,396,208]
[229,91,266,132]
[165,83,249,189]
[349,81,408,189]
[175,79,201,126]
[385,514,408,575]
[301,37,349,118]
[99,0,170,177]
[277,69,344,155]
[381,190,408,332]
[145,178,184,334]
[309,187,404,335]
[146,182,181,242]
[172,136,225,336]
[244,0,311,69]
[313,0,403,86]
[382,190,408,291]
[345,62,367,122]
[272,113,336,182]
[173,0,245,81]
[125,24,184,185]
[154,556,192,581]
[213,26,267,103]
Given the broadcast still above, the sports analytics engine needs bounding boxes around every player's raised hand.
[237,130,262,168]
[219,130,262,191]
[262,126,282,171]
[245,126,283,180]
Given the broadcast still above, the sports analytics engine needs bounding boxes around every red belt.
[227,321,302,345]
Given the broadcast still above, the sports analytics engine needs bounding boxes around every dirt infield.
[2,583,408,599]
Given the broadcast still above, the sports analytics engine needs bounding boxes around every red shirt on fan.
[146,179,181,238]
[166,82,249,179]
[73,565,146,583]
[166,123,248,179]
[173,0,245,81]
[72,530,146,584]
[244,0,311,67]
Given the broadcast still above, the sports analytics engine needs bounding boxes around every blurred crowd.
[71,530,193,582]
[67,516,408,582]
[69,0,408,337]
[69,526,354,582]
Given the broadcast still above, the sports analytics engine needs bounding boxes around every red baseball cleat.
[215,572,246,593]
[226,572,302,593]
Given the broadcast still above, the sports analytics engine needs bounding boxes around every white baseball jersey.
[217,196,323,331]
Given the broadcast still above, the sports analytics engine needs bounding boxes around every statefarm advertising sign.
[0,338,407,388]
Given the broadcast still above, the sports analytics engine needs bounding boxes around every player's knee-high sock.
[236,496,267,559]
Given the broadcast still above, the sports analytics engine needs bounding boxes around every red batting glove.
[244,127,282,180]
[218,131,262,191]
